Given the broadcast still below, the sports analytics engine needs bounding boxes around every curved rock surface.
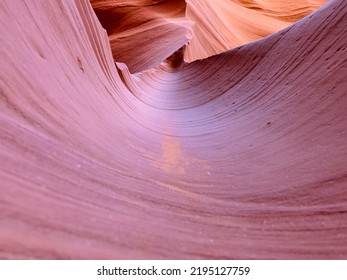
[184,0,328,61]
[91,0,191,73]
[0,0,346,259]
[92,0,328,69]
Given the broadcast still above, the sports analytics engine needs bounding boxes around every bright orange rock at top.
[91,0,328,71]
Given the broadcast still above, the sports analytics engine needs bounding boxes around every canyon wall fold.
[91,0,329,67]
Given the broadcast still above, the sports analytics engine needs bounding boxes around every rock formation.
[0,0,346,259]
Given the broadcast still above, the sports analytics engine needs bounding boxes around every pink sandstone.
[0,0,346,259]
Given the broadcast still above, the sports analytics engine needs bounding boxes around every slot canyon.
[0,0,346,259]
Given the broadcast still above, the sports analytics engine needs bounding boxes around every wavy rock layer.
[91,0,191,73]
[184,0,328,61]
[92,0,328,69]
[0,0,347,259]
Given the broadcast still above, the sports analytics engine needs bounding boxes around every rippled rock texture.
[0,0,346,259]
